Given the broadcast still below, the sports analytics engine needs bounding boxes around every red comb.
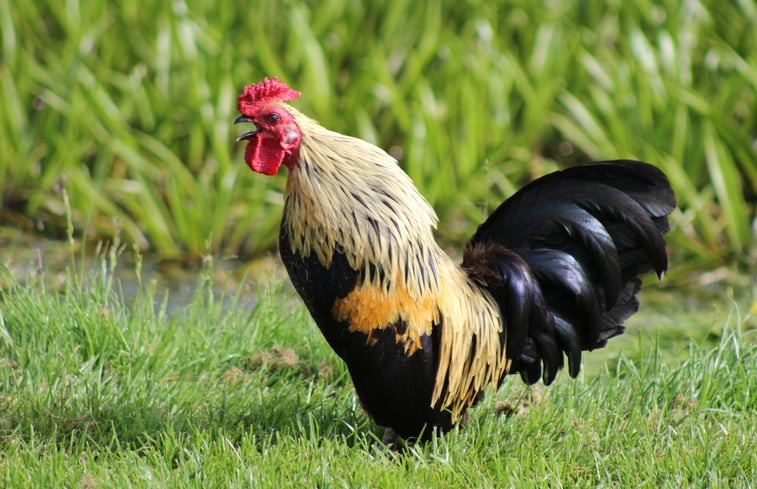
[237,77,301,116]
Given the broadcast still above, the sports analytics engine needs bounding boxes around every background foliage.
[1,0,755,271]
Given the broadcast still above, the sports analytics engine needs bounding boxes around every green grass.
[1,0,755,269]
[0,252,755,487]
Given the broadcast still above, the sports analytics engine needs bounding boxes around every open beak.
[235,115,259,142]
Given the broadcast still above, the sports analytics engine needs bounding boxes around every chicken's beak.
[235,116,259,142]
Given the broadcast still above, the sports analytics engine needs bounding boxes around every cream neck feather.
[281,106,443,296]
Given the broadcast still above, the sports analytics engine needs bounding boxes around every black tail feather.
[464,160,675,386]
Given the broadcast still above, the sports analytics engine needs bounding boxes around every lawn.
[0,250,754,488]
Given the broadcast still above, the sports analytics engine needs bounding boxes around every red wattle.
[244,137,285,175]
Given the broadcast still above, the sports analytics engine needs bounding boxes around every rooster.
[234,77,675,441]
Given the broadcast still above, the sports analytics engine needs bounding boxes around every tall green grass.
[0,252,755,487]
[2,0,755,268]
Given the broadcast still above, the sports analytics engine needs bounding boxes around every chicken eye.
[266,112,280,124]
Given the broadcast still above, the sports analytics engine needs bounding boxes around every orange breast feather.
[331,281,441,354]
